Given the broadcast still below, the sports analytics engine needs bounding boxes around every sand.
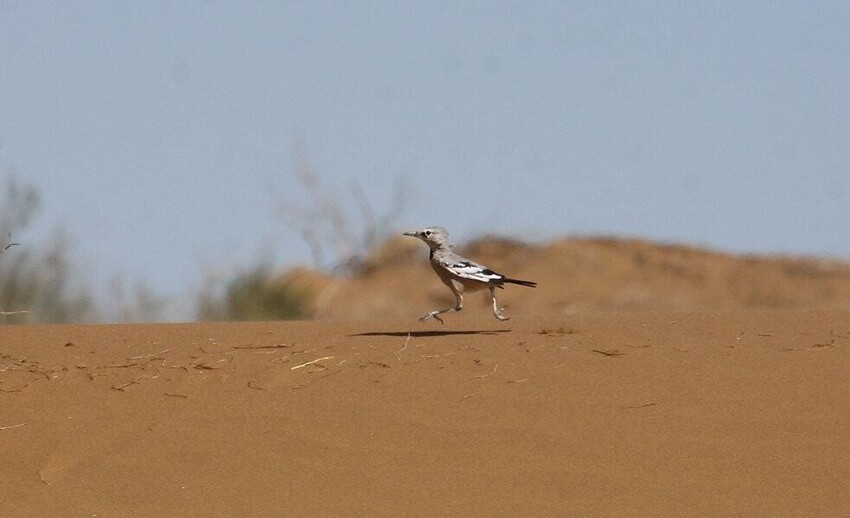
[2,310,850,516]
[289,237,850,320]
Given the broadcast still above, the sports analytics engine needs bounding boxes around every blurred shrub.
[106,276,168,323]
[0,174,94,324]
[197,265,308,321]
[278,140,407,275]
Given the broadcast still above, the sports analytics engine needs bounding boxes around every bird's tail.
[503,278,537,288]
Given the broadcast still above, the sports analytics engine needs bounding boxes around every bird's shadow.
[350,329,511,338]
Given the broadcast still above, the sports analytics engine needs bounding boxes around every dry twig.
[622,402,656,409]
[233,343,291,350]
[103,362,139,369]
[291,356,334,370]
[112,379,139,391]
[395,333,411,360]
[127,349,170,361]
[466,363,498,381]
[38,470,52,486]
[190,362,220,370]
[0,378,38,392]
[1,239,19,255]
[592,349,625,357]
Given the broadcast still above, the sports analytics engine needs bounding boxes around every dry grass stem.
[38,470,52,486]
[190,362,220,370]
[0,378,38,392]
[622,402,657,409]
[592,349,625,357]
[0,422,26,431]
[460,388,482,401]
[291,356,335,370]
[112,379,139,391]
[104,362,140,369]
[1,240,20,254]
[466,363,498,381]
[233,343,291,350]
[395,333,411,359]
[420,352,457,359]
[127,349,170,360]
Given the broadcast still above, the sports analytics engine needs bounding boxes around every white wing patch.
[443,260,505,284]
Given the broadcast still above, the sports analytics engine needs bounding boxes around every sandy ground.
[2,310,850,517]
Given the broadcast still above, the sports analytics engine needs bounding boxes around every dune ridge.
[285,237,850,320]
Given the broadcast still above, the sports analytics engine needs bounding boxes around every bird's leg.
[419,291,463,324]
[490,287,510,321]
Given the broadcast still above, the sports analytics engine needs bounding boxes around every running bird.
[403,226,537,323]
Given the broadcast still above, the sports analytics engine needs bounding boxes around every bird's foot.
[419,311,444,324]
[493,308,510,322]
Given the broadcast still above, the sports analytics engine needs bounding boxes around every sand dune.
[284,237,850,320]
[3,310,850,516]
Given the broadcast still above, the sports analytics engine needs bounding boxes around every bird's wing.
[439,256,505,284]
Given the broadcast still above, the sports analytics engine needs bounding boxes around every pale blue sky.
[1,1,848,317]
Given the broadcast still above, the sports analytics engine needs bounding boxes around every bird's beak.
[402,231,418,237]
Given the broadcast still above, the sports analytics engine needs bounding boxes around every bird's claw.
[419,312,444,324]
[494,307,510,321]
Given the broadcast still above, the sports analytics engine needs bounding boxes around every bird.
[403,226,537,323]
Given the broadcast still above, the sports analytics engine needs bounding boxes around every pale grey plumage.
[403,226,537,323]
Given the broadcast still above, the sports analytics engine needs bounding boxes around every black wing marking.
[443,260,506,284]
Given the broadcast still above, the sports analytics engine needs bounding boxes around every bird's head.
[403,226,451,250]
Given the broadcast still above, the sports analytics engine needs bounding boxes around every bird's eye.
[424,230,432,236]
